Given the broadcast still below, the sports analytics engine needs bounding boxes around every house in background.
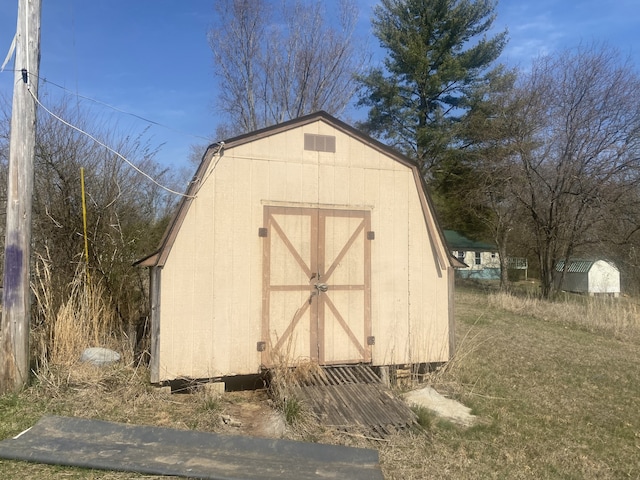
[555,259,620,297]
[443,230,501,280]
[138,111,456,384]
[443,230,529,281]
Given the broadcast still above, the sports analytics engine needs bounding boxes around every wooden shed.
[139,112,455,383]
[555,259,620,297]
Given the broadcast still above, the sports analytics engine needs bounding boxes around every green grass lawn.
[1,286,639,479]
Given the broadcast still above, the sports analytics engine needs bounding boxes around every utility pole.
[0,0,42,394]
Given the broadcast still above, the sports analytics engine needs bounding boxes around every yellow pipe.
[80,167,90,280]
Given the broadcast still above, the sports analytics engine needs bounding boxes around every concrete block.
[203,382,225,397]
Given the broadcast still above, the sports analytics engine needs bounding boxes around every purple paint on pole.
[3,244,23,308]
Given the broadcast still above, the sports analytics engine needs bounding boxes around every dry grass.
[1,285,640,478]
[417,287,640,479]
[488,288,640,340]
[0,363,229,479]
[266,337,322,428]
[31,255,134,371]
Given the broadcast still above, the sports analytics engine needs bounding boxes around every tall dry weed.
[423,312,494,398]
[487,290,640,339]
[266,334,320,426]
[31,253,133,371]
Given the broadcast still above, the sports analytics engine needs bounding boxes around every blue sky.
[0,0,638,172]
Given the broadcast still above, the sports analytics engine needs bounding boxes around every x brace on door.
[260,206,372,366]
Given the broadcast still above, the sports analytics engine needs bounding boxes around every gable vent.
[304,133,336,153]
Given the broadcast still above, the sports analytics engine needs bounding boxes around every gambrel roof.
[138,111,453,271]
[555,259,619,273]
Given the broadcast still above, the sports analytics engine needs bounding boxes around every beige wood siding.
[155,119,451,381]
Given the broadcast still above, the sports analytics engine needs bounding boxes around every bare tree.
[28,96,178,323]
[510,45,640,297]
[208,0,368,135]
[601,186,640,294]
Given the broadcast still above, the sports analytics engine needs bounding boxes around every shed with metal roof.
[555,259,620,296]
[138,112,455,383]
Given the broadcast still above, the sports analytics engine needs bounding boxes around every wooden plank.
[282,366,416,437]
[359,365,382,384]
[338,366,357,383]
[149,267,161,383]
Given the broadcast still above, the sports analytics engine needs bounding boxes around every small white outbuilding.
[138,112,455,383]
[555,259,620,297]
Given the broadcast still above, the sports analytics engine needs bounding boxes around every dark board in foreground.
[0,415,384,479]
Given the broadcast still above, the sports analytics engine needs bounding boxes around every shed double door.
[262,206,372,366]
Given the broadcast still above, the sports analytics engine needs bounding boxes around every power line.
[27,85,196,199]
[39,75,212,142]
[1,68,212,142]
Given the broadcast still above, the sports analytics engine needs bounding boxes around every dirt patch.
[218,391,287,438]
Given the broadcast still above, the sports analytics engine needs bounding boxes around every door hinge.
[256,341,266,352]
[367,231,375,240]
[367,336,375,346]
[258,227,268,237]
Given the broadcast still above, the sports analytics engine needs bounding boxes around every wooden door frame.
[261,205,372,367]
